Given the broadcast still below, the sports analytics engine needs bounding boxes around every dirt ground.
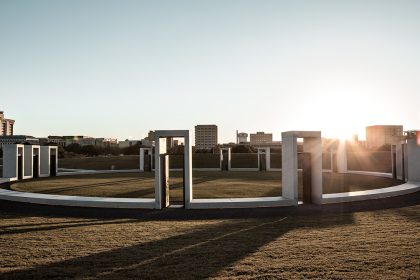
[0,193,419,279]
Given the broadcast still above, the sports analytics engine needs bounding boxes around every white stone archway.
[3,144,25,181]
[139,147,153,172]
[257,147,271,171]
[154,130,192,209]
[281,131,323,204]
[40,146,58,177]
[219,147,231,171]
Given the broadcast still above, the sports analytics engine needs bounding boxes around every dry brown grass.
[10,171,402,201]
[0,204,418,279]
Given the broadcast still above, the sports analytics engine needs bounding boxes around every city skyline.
[1,0,419,142]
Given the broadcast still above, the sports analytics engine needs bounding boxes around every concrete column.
[140,148,153,172]
[184,131,193,209]
[139,148,145,171]
[3,144,22,180]
[303,137,323,204]
[258,147,271,171]
[395,142,405,180]
[281,134,298,201]
[24,145,33,179]
[228,148,231,170]
[219,149,223,170]
[154,138,167,209]
[336,141,347,173]
[220,148,231,171]
[407,138,420,182]
[40,146,49,177]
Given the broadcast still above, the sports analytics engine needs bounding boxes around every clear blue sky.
[1,0,419,142]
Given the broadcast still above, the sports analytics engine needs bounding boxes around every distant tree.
[168,145,185,155]
[65,143,82,154]
[122,143,142,155]
[194,148,212,154]
[81,145,99,156]
[231,145,257,153]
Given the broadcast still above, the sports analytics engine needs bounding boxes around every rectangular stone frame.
[189,133,297,209]
[2,144,25,181]
[394,141,406,181]
[154,130,192,209]
[219,147,231,171]
[282,131,323,204]
[257,147,271,171]
[24,145,40,179]
[407,138,420,182]
[40,146,58,177]
[139,147,153,172]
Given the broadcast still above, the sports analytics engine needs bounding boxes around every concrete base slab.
[322,181,420,204]
[57,169,141,176]
[189,197,297,209]
[345,170,393,178]
[0,189,155,209]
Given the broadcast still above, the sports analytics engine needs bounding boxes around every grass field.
[0,199,418,279]
[10,171,402,201]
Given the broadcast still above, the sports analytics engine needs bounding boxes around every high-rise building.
[195,125,218,150]
[250,132,273,146]
[0,111,15,136]
[366,125,404,149]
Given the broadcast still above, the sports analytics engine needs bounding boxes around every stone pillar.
[395,142,406,181]
[184,131,193,209]
[154,138,167,209]
[140,148,153,172]
[3,144,24,180]
[139,148,145,171]
[281,133,298,201]
[303,137,323,204]
[407,138,420,182]
[336,141,348,173]
[24,145,34,179]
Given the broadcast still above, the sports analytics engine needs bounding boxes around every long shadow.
[0,219,100,230]
[0,214,355,279]
[113,187,155,198]
[170,176,217,189]
[0,219,138,236]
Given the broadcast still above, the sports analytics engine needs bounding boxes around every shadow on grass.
[0,219,138,236]
[28,178,151,195]
[0,214,355,279]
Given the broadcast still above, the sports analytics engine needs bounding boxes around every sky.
[1,0,419,143]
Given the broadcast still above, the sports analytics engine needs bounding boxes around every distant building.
[237,132,248,144]
[0,111,15,136]
[195,125,218,150]
[63,136,85,146]
[0,135,39,148]
[47,136,66,147]
[61,136,117,147]
[95,138,118,147]
[366,125,404,149]
[250,132,273,146]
